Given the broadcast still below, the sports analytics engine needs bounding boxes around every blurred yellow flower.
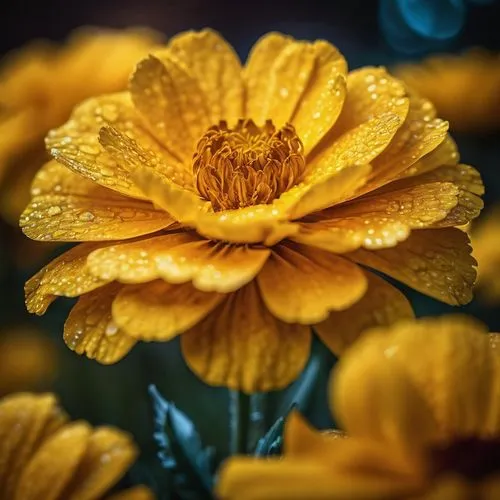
[395,49,500,133]
[0,392,154,499]
[0,27,161,224]
[471,207,500,303]
[0,327,57,396]
[22,30,482,392]
[218,316,500,499]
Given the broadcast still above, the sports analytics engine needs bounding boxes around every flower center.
[429,436,500,482]
[192,119,305,211]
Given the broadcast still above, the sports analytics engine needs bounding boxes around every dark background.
[0,1,499,498]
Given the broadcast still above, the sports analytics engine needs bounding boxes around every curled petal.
[315,271,414,355]
[65,427,137,500]
[64,284,136,364]
[25,243,112,315]
[15,423,91,500]
[348,228,476,305]
[130,54,211,161]
[181,282,311,393]
[112,281,223,341]
[166,29,244,125]
[257,243,367,324]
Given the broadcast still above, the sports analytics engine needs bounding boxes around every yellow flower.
[394,49,500,133]
[0,327,57,396]
[0,27,160,224]
[471,207,500,303]
[217,316,500,499]
[0,392,154,499]
[22,30,483,393]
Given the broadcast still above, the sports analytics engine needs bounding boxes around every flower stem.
[229,390,250,455]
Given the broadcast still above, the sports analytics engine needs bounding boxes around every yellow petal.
[339,316,495,440]
[166,29,244,125]
[487,334,500,434]
[45,93,157,198]
[315,271,414,355]
[87,232,270,292]
[257,243,367,323]
[15,422,91,500]
[25,242,112,315]
[181,282,311,393]
[65,427,137,500]
[20,184,174,242]
[333,343,439,453]
[298,180,461,252]
[292,42,347,154]
[112,281,223,341]
[129,54,210,161]
[0,393,65,498]
[64,284,136,364]
[106,486,155,500]
[326,67,408,139]
[283,163,372,220]
[348,228,476,305]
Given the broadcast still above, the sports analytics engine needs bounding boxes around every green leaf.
[149,384,215,500]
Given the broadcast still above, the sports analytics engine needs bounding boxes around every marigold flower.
[471,207,500,303]
[218,316,500,499]
[394,49,500,133]
[0,392,153,499]
[0,27,160,224]
[22,30,483,393]
[0,327,57,396]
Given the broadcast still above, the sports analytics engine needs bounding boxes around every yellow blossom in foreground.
[0,392,154,500]
[0,327,57,396]
[471,207,500,303]
[394,49,500,133]
[0,27,160,224]
[218,316,500,499]
[22,30,483,392]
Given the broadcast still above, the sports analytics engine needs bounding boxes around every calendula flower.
[218,316,500,499]
[0,327,57,396]
[22,30,483,393]
[394,49,500,133]
[471,207,500,303]
[0,392,153,499]
[0,27,160,224]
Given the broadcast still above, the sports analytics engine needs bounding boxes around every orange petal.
[15,422,91,500]
[315,271,414,355]
[333,344,439,453]
[106,486,155,500]
[45,93,158,198]
[0,393,66,498]
[129,54,211,161]
[348,228,476,305]
[64,427,137,500]
[257,243,367,323]
[299,180,460,252]
[181,282,311,393]
[292,41,347,154]
[112,281,223,341]
[25,242,112,315]
[64,284,136,364]
[20,176,174,242]
[87,232,270,292]
[166,29,244,125]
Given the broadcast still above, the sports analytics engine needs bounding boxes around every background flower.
[218,315,500,499]
[21,30,482,394]
[0,392,154,499]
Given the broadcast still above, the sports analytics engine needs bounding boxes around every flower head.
[0,392,153,499]
[0,27,160,223]
[22,30,483,392]
[394,49,500,133]
[218,316,500,499]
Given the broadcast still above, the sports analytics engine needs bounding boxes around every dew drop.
[105,321,119,336]
[47,206,62,216]
[78,211,95,222]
